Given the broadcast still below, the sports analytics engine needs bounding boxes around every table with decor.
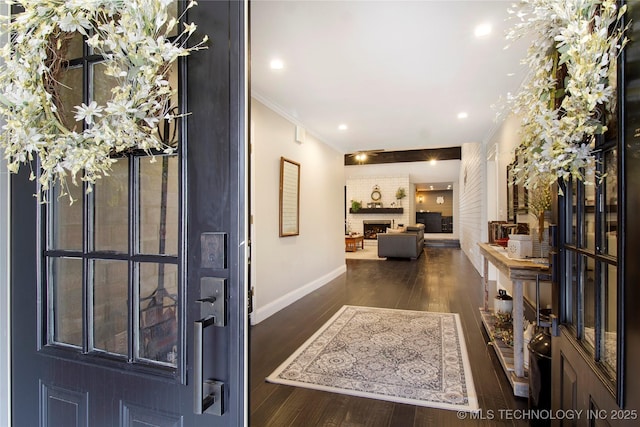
[477,242,550,398]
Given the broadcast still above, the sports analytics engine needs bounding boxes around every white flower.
[57,12,91,34]
[505,0,627,188]
[74,101,104,125]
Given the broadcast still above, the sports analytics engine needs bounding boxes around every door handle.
[194,317,225,415]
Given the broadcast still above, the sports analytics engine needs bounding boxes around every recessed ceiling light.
[474,23,492,38]
[457,112,468,119]
[430,160,437,166]
[270,59,284,70]
[338,124,348,131]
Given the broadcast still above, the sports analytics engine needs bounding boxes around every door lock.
[198,278,226,327]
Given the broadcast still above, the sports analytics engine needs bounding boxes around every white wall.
[251,99,346,324]
[488,113,522,222]
[459,143,485,273]
[485,114,552,307]
[0,2,10,424]
[345,160,460,239]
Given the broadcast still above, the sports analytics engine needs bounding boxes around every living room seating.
[377,224,425,259]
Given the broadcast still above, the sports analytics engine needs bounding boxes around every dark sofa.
[377,224,425,259]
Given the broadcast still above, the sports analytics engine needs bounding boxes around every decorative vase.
[531,226,550,258]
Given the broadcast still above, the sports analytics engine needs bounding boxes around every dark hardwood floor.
[249,248,529,426]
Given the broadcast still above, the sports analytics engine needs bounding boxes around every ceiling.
[250,0,531,155]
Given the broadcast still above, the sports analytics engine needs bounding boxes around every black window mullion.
[130,156,138,363]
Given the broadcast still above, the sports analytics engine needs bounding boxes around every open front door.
[10,1,247,426]
[550,1,640,423]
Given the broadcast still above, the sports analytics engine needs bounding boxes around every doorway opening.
[415,183,454,234]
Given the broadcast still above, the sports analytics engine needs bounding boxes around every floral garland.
[0,0,207,201]
[506,0,628,189]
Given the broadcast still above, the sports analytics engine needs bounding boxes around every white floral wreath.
[0,0,207,201]
[505,0,628,189]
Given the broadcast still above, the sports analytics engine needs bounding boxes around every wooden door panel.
[120,402,183,427]
[559,352,578,427]
[41,384,88,427]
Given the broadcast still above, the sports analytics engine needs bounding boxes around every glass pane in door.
[584,172,596,251]
[92,259,129,356]
[602,263,617,375]
[91,61,120,107]
[569,179,578,245]
[603,149,618,256]
[94,159,129,252]
[138,263,178,366]
[50,257,83,347]
[57,66,83,133]
[566,250,579,326]
[51,181,83,250]
[583,254,595,351]
[62,32,84,60]
[138,156,179,255]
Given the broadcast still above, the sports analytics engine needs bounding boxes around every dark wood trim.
[344,146,461,166]
[349,208,403,214]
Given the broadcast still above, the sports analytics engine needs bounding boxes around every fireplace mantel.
[349,208,403,214]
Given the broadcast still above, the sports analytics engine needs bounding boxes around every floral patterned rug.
[266,305,479,412]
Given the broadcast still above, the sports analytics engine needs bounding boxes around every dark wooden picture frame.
[279,157,300,237]
[507,150,529,220]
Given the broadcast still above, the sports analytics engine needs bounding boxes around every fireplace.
[363,220,392,239]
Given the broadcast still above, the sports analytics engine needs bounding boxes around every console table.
[477,242,549,397]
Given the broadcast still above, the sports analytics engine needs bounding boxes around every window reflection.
[139,156,179,255]
[570,179,578,245]
[92,259,128,356]
[91,61,120,108]
[568,251,578,327]
[51,180,83,250]
[138,263,178,366]
[51,257,83,347]
[603,264,617,375]
[583,254,595,349]
[63,32,84,60]
[94,159,129,252]
[603,149,618,256]
[57,66,83,132]
[584,172,596,251]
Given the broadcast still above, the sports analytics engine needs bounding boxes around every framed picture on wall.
[507,163,516,223]
[514,150,528,214]
[279,157,300,237]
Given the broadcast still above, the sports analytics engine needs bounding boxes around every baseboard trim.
[250,264,347,325]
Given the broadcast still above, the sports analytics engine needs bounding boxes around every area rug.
[266,305,479,412]
[345,241,385,260]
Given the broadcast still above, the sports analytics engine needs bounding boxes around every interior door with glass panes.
[10,2,247,426]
